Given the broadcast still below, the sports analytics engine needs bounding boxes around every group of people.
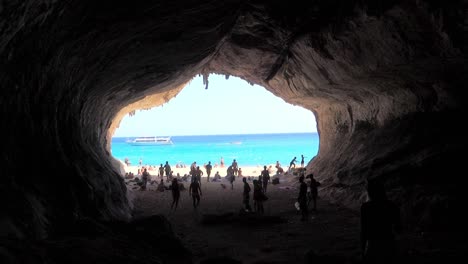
[129,155,402,264]
[288,154,306,169]
[297,172,321,221]
[165,173,203,210]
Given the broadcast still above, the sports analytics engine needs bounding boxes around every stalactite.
[202,72,209,90]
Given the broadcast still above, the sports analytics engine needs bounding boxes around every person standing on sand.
[298,175,308,221]
[190,161,197,174]
[158,164,164,178]
[189,177,202,208]
[232,159,238,176]
[253,179,265,213]
[227,165,235,189]
[361,179,401,264]
[261,165,270,193]
[306,173,321,211]
[170,178,180,210]
[164,161,171,180]
[220,157,225,167]
[300,154,305,167]
[205,161,212,182]
[242,177,252,212]
[141,168,150,191]
[195,166,203,187]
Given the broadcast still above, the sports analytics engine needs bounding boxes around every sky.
[113,74,317,137]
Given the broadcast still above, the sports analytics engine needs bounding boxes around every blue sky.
[113,74,317,137]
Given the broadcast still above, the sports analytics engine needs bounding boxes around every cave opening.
[106,74,330,263]
[110,74,319,171]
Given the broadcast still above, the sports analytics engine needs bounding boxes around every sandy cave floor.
[129,176,463,264]
[129,175,362,264]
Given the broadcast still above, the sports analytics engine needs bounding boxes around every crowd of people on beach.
[123,154,402,263]
[123,156,326,217]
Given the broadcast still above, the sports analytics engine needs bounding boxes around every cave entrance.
[109,75,326,261]
[111,74,318,179]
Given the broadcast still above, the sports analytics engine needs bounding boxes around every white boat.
[126,136,173,146]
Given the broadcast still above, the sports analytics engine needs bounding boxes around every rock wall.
[1,0,467,242]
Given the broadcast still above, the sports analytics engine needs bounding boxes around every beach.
[123,164,363,264]
[124,164,280,180]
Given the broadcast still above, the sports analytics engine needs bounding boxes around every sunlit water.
[111,133,319,167]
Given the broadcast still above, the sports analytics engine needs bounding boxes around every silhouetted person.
[306,173,321,211]
[158,164,164,178]
[232,159,238,176]
[205,161,212,182]
[213,171,221,182]
[242,177,252,212]
[361,179,401,264]
[157,179,165,192]
[190,161,197,174]
[298,175,308,221]
[141,168,150,191]
[164,161,171,180]
[237,167,243,177]
[253,180,264,213]
[189,177,202,208]
[261,165,270,193]
[227,165,235,189]
[300,154,305,167]
[170,178,180,210]
[194,166,203,188]
[289,156,297,169]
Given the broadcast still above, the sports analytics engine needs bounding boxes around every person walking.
[306,173,321,211]
[232,159,238,176]
[361,179,402,264]
[298,175,308,221]
[253,180,265,214]
[205,161,212,182]
[189,177,202,208]
[242,177,252,212]
[261,165,270,193]
[158,164,164,178]
[195,166,203,188]
[170,178,180,210]
[164,161,171,180]
[227,165,235,190]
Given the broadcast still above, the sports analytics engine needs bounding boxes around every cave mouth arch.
[109,74,319,176]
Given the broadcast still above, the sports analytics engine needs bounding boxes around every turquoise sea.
[111,133,319,168]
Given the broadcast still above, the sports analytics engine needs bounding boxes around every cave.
[1,0,467,263]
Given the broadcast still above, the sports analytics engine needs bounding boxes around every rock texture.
[1,0,467,259]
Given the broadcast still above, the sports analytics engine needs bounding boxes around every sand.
[123,165,363,264]
[124,164,279,180]
[122,165,466,264]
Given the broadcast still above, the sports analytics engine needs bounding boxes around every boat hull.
[126,136,173,146]
[127,141,173,146]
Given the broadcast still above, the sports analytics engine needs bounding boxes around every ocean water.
[111,133,319,168]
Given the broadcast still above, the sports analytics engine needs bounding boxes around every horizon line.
[112,131,318,138]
